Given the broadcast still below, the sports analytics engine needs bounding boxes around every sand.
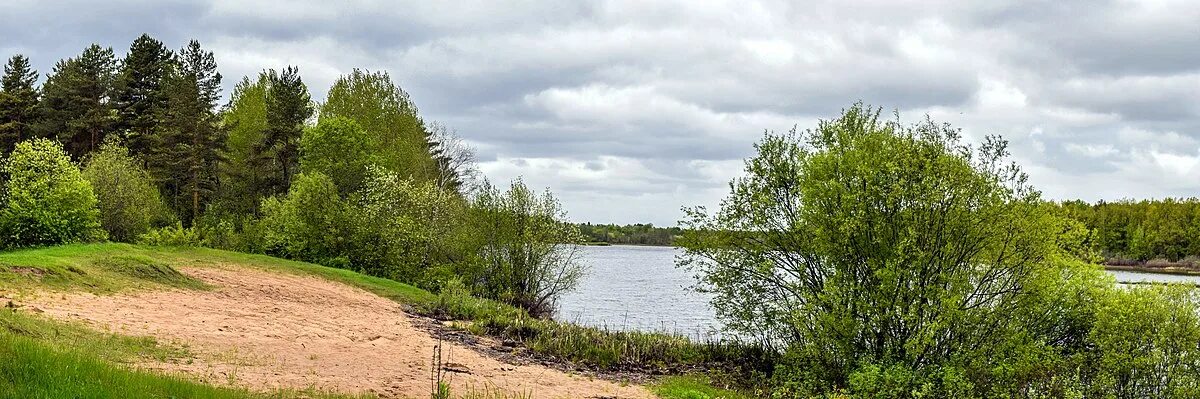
[29,265,653,399]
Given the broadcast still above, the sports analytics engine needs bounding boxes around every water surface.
[558,245,1200,335]
[556,245,719,337]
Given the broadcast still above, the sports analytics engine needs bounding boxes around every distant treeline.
[576,223,682,246]
[1057,198,1200,263]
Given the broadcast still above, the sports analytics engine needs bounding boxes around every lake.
[558,245,1200,335]
[556,245,720,338]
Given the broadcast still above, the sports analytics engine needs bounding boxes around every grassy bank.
[0,243,763,397]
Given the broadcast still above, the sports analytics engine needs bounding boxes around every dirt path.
[29,265,653,399]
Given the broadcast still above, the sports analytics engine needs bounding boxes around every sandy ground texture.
[28,265,653,399]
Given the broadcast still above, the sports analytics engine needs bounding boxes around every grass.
[653,376,754,399]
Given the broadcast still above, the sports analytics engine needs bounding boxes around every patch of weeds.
[653,376,753,399]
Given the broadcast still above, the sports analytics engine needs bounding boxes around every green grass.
[653,376,754,399]
[0,308,190,364]
[0,243,208,294]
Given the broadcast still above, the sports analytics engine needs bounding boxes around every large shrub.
[1084,285,1200,398]
[678,104,1112,395]
[0,138,105,248]
[258,172,355,266]
[466,178,586,317]
[81,140,171,242]
[351,166,464,284]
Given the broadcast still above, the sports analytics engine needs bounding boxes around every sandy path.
[30,265,652,399]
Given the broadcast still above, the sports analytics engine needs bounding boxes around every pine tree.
[113,34,173,158]
[261,66,313,195]
[0,55,40,154]
[156,40,224,225]
[36,44,116,159]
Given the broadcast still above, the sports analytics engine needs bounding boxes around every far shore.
[1103,264,1200,277]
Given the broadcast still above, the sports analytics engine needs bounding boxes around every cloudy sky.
[2,1,1198,225]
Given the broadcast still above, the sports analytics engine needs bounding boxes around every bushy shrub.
[136,223,203,247]
[258,172,355,266]
[81,140,172,242]
[350,166,464,284]
[0,138,105,248]
[465,178,585,317]
[1084,285,1200,398]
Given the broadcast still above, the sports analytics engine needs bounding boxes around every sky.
[1,0,1198,226]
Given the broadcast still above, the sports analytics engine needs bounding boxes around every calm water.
[557,245,1200,335]
[556,245,720,337]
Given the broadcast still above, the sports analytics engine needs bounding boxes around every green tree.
[81,139,171,242]
[320,69,439,184]
[156,40,224,225]
[0,55,40,154]
[679,104,1089,393]
[299,116,375,196]
[36,44,117,159]
[113,33,174,157]
[467,179,586,317]
[261,66,313,195]
[0,138,105,248]
[217,74,270,215]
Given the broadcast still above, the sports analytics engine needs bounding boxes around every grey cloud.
[2,0,1199,225]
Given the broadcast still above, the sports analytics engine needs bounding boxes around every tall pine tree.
[261,66,313,195]
[157,40,224,225]
[36,44,116,159]
[113,34,173,158]
[0,55,40,154]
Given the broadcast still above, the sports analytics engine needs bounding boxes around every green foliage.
[82,140,172,241]
[654,376,752,399]
[113,33,174,157]
[35,44,117,159]
[263,66,315,195]
[154,40,224,225]
[678,104,1174,396]
[320,69,439,184]
[1056,198,1200,263]
[218,74,270,215]
[0,138,105,248]
[258,172,355,266]
[0,55,40,154]
[466,179,586,317]
[1085,285,1200,398]
[136,222,204,247]
[351,167,463,284]
[300,116,375,196]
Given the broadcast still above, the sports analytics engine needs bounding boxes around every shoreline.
[1103,264,1200,277]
